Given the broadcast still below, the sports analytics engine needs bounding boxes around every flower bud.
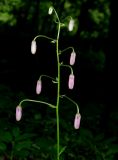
[68,74,75,89]
[36,79,42,94]
[16,106,22,121]
[74,113,81,129]
[70,51,76,65]
[48,6,53,15]
[68,19,74,31]
[31,40,37,54]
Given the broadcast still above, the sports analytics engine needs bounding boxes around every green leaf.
[103,137,117,145]
[15,133,35,141]
[59,146,67,156]
[12,127,20,139]
[14,150,30,158]
[14,140,32,151]
[106,144,118,156]
[0,142,7,151]
[34,138,54,152]
[1,132,12,143]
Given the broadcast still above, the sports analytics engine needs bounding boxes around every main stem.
[56,22,61,160]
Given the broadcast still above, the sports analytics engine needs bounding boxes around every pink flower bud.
[74,113,81,129]
[48,6,53,15]
[16,106,22,121]
[31,40,37,54]
[36,80,42,94]
[68,19,74,31]
[68,74,75,89]
[70,51,76,65]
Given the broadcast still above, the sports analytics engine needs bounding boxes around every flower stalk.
[16,6,80,160]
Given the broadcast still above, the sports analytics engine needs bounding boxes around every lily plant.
[16,6,81,160]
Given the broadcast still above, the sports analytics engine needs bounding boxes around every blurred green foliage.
[0,0,116,159]
[0,0,24,26]
[0,84,118,159]
[0,0,110,38]
[0,0,110,73]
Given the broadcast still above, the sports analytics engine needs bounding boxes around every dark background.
[0,0,117,159]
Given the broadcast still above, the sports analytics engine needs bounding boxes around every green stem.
[60,47,74,55]
[60,95,79,113]
[34,35,55,41]
[60,64,73,74]
[55,9,61,160]
[53,8,60,40]
[40,74,57,83]
[10,153,13,160]
[56,41,60,160]
[61,15,73,22]
[10,142,14,160]
[19,99,56,109]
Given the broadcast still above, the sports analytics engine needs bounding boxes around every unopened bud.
[48,6,53,15]
[31,40,37,54]
[68,19,74,31]
[36,79,42,94]
[70,51,76,65]
[16,106,22,121]
[68,74,75,89]
[74,113,81,129]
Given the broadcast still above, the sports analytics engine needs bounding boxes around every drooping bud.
[68,74,75,89]
[70,51,76,65]
[36,79,42,94]
[31,40,37,54]
[68,19,74,31]
[74,113,81,129]
[16,106,22,121]
[48,6,53,15]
